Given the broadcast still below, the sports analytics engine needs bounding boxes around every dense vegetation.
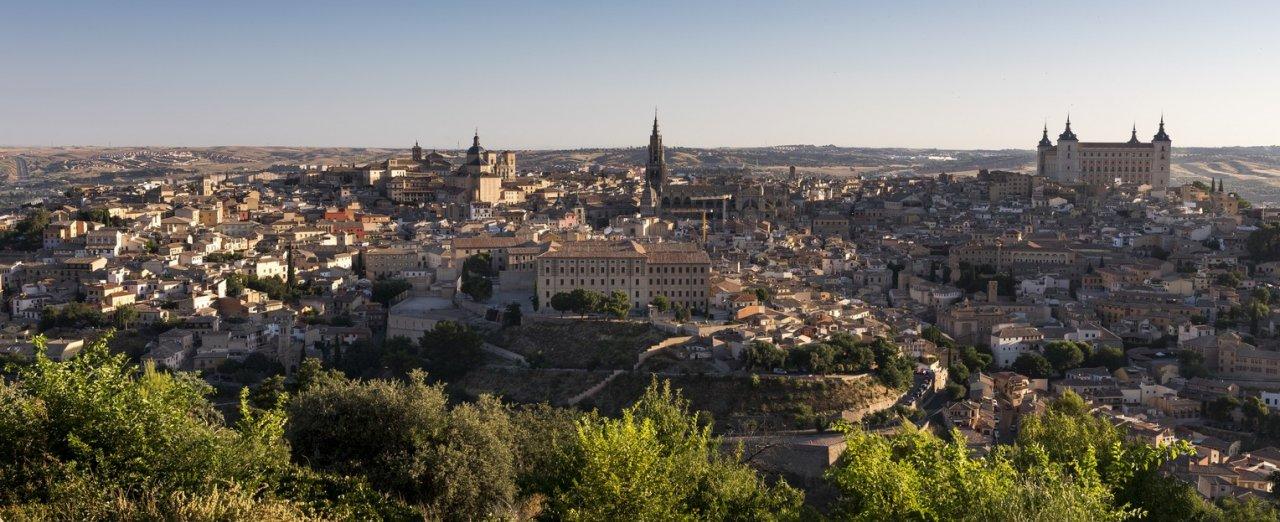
[3,333,1276,520]
[0,332,800,520]
[746,334,915,389]
[548,288,633,319]
[1248,223,1280,262]
[0,208,50,251]
[828,391,1277,521]
[460,253,494,302]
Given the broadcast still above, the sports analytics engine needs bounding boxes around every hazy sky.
[2,0,1277,149]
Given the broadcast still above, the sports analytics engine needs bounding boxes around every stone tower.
[1151,116,1172,190]
[1054,116,1081,183]
[643,112,668,214]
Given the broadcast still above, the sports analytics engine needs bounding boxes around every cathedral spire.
[1127,123,1140,144]
[1037,123,1052,147]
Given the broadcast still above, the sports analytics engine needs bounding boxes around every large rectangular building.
[536,240,712,312]
[1036,118,1172,191]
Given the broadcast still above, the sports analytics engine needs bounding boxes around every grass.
[453,367,614,406]
[487,320,669,370]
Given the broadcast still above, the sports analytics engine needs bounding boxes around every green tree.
[550,380,803,520]
[286,371,516,518]
[1087,346,1127,372]
[568,289,603,316]
[1178,349,1211,378]
[1247,300,1271,335]
[825,422,1126,521]
[673,303,691,322]
[550,292,573,315]
[1044,341,1086,375]
[650,295,672,312]
[1242,396,1269,430]
[112,304,138,330]
[603,290,631,319]
[503,301,523,326]
[0,331,405,519]
[1244,225,1280,264]
[1012,352,1054,378]
[371,278,412,305]
[418,320,484,381]
[460,253,495,302]
[745,340,786,371]
[1205,395,1241,423]
[957,345,992,372]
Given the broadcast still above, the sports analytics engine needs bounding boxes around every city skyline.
[3,1,1278,149]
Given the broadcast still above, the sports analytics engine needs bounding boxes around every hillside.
[4,144,1280,204]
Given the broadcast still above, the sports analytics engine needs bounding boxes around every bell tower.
[644,111,668,213]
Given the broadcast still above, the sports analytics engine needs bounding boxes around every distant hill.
[3,144,1279,204]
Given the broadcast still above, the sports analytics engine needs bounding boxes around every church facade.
[1036,117,1171,191]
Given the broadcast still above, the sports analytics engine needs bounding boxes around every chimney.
[987,280,999,303]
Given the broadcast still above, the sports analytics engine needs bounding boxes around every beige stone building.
[1036,117,1172,190]
[364,247,422,280]
[536,240,712,311]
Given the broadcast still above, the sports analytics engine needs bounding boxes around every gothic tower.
[643,112,668,214]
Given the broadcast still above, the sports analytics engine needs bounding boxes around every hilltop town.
[3,116,1280,509]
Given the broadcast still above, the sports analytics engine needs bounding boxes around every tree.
[956,345,992,372]
[1013,391,1206,521]
[550,292,573,316]
[650,295,671,313]
[1044,341,1086,375]
[1242,396,1269,429]
[948,363,970,386]
[0,331,406,519]
[460,253,495,302]
[225,273,245,297]
[1247,223,1280,262]
[745,340,786,371]
[1178,349,1211,378]
[503,302,523,327]
[39,302,107,331]
[1087,346,1127,372]
[549,380,803,520]
[371,278,412,306]
[1205,396,1241,423]
[752,287,772,303]
[1011,352,1053,378]
[1216,271,1242,288]
[870,340,913,389]
[287,371,516,517]
[825,422,1127,521]
[568,289,602,316]
[112,304,138,330]
[461,271,493,302]
[673,303,691,322]
[418,320,484,381]
[602,290,631,319]
[1246,300,1271,335]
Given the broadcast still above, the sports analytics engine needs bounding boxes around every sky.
[2,0,1277,149]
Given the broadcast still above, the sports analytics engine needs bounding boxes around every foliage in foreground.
[825,391,1280,521]
[0,331,406,521]
[4,332,1278,521]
